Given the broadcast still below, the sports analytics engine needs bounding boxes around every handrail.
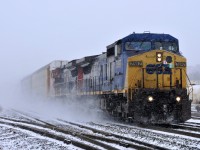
[183,69,193,101]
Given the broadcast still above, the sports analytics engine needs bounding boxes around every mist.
[0,78,107,123]
[0,64,105,123]
[188,64,200,82]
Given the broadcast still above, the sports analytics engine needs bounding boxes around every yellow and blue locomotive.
[48,32,192,124]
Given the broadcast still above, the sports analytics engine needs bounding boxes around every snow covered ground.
[0,125,74,150]
[0,108,78,150]
[1,104,200,150]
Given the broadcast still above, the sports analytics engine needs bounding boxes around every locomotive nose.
[127,50,176,89]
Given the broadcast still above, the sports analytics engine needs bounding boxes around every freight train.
[22,32,193,124]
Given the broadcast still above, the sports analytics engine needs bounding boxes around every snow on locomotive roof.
[122,33,178,42]
[107,32,178,48]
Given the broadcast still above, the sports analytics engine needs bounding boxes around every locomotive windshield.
[155,42,178,52]
[125,41,179,53]
[125,42,151,51]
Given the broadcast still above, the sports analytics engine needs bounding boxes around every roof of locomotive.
[107,33,178,48]
[122,33,178,42]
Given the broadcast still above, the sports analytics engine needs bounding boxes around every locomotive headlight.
[157,53,162,57]
[156,52,163,62]
[157,57,162,62]
[176,96,181,102]
[148,96,154,102]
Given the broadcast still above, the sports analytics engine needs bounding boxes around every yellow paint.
[127,50,187,100]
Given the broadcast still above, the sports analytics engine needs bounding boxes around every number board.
[129,61,143,67]
[175,62,186,67]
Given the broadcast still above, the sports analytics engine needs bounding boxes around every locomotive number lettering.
[146,64,171,74]
[175,62,186,67]
[129,61,143,67]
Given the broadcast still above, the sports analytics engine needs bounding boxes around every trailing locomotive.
[22,32,192,124]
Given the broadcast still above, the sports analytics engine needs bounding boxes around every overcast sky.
[0,0,200,86]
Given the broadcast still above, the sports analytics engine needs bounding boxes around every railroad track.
[2,112,156,150]
[191,116,200,120]
[86,122,200,149]
[0,117,104,150]
[10,110,170,149]
[182,122,200,127]
[58,119,167,150]
[1,114,162,150]
[156,124,200,137]
[3,109,200,149]
[106,119,200,139]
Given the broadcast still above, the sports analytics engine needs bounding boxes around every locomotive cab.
[125,37,191,123]
[99,33,192,124]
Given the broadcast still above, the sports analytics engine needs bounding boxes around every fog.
[1,0,200,119]
[0,84,108,122]
[0,69,105,122]
[188,64,200,81]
